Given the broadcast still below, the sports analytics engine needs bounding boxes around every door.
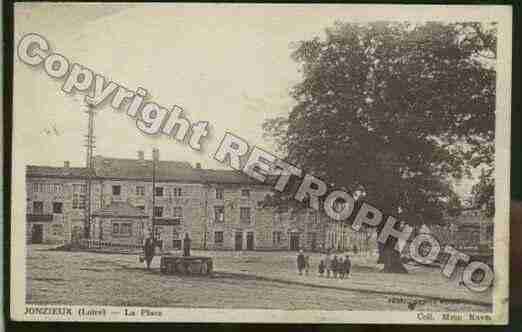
[290,233,300,251]
[31,224,43,244]
[234,232,243,251]
[246,232,254,250]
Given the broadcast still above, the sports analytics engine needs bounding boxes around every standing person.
[183,233,192,257]
[324,252,331,278]
[304,254,310,276]
[297,250,306,275]
[338,256,345,279]
[143,235,155,270]
[331,255,339,279]
[318,259,325,277]
[344,255,352,278]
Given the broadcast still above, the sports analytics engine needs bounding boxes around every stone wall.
[26,177,90,244]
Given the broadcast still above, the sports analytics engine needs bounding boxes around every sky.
[14,3,340,170]
[13,3,503,198]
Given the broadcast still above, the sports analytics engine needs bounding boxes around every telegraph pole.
[151,148,159,242]
[85,104,96,168]
[84,103,96,239]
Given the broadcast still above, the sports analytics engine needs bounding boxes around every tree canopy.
[263,22,496,226]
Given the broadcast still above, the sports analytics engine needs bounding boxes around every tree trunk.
[378,241,408,274]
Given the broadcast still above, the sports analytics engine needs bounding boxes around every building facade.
[26,151,367,252]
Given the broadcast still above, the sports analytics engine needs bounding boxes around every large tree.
[263,22,496,272]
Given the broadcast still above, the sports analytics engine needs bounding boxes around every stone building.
[26,163,94,245]
[26,151,360,252]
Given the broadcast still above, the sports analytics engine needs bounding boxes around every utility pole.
[151,148,159,242]
[84,104,96,168]
[84,104,96,239]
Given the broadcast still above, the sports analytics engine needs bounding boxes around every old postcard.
[9,3,512,324]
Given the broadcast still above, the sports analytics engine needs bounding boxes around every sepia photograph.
[9,3,512,324]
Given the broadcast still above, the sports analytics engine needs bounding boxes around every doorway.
[246,232,254,250]
[31,224,43,244]
[235,232,243,251]
[290,233,300,251]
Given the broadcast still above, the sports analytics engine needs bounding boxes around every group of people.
[318,253,351,278]
[297,250,352,278]
[142,233,192,270]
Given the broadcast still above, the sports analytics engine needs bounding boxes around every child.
[318,259,325,277]
[344,255,352,278]
[324,253,331,278]
[331,255,339,279]
[338,257,345,279]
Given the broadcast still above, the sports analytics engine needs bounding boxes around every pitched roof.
[199,169,259,185]
[92,201,148,218]
[27,156,269,186]
[94,156,262,185]
[26,165,95,179]
[93,156,201,182]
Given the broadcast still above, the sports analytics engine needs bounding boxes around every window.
[172,207,183,222]
[214,206,225,223]
[113,222,132,236]
[241,189,250,198]
[72,184,86,209]
[172,187,182,197]
[309,211,319,224]
[172,230,182,249]
[121,223,132,236]
[215,188,224,200]
[155,187,164,197]
[73,184,87,193]
[33,183,62,193]
[136,186,145,196]
[53,184,63,193]
[112,185,121,196]
[137,221,144,238]
[308,232,317,244]
[33,201,44,214]
[240,207,251,224]
[52,224,63,236]
[273,231,282,245]
[154,206,164,218]
[52,202,63,214]
[33,182,63,193]
[215,231,224,244]
[154,226,163,240]
[72,193,85,209]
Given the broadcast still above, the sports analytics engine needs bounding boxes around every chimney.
[195,162,202,169]
[137,150,145,160]
[64,161,70,168]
